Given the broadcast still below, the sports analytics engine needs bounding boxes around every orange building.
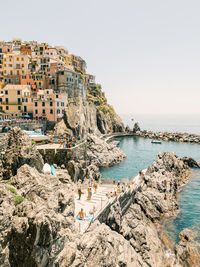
[20,45,32,56]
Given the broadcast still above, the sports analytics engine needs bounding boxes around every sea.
[100,114,200,243]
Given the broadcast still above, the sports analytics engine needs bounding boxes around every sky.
[1,0,200,115]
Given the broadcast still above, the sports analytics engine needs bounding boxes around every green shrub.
[17,212,22,217]
[14,196,24,206]
[6,186,17,195]
[18,145,22,149]
[32,140,36,145]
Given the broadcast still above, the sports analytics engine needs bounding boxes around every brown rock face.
[0,165,75,267]
[1,127,44,180]
[175,229,200,267]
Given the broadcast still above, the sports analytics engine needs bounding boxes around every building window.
[18,98,21,104]
[21,57,24,61]
[5,90,8,95]
[62,109,64,114]
[35,109,38,114]
[47,91,49,94]
[56,94,58,98]
[5,98,8,103]
[17,90,20,95]
[50,109,53,114]
[42,109,45,114]
[0,106,2,111]
[57,102,59,107]
[6,106,9,110]
[57,109,60,114]
[17,57,19,61]
[50,101,53,107]
[35,102,38,107]
[18,106,21,110]
[42,102,45,107]
[61,102,64,107]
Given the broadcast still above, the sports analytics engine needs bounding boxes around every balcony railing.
[0,102,22,105]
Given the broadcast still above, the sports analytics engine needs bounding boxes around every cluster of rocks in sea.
[1,128,200,266]
[136,129,200,144]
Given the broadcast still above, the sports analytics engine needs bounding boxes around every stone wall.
[37,142,87,166]
[96,187,137,224]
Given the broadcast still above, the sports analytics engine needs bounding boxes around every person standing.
[94,183,98,194]
[78,188,83,200]
[87,187,91,200]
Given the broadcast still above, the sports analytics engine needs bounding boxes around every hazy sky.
[1,0,200,114]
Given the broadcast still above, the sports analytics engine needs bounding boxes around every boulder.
[175,229,200,267]
[1,127,44,180]
[181,157,200,168]
[133,122,141,133]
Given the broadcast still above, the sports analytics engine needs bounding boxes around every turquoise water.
[100,136,200,242]
[163,168,200,243]
[101,136,200,180]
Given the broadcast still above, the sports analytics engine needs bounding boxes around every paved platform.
[74,170,146,234]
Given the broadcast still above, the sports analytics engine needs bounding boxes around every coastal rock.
[125,125,131,133]
[98,152,191,267]
[1,127,44,180]
[181,157,200,168]
[133,122,141,133]
[0,164,76,267]
[76,222,144,267]
[175,229,200,267]
[137,129,200,144]
[55,86,125,137]
[86,134,126,167]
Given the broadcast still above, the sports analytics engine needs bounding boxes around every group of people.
[77,184,98,221]
[49,135,84,148]
[77,183,98,201]
[58,136,84,148]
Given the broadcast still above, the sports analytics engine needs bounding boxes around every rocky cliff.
[54,84,124,137]
[1,129,200,266]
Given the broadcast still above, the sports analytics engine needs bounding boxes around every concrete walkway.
[75,184,117,233]
[74,170,146,234]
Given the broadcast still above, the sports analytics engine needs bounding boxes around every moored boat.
[151,140,162,144]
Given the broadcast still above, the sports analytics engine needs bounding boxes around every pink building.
[32,89,67,122]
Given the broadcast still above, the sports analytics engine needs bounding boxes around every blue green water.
[101,136,200,180]
[163,168,200,243]
[100,136,200,242]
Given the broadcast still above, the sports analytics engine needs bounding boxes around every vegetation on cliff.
[87,84,116,117]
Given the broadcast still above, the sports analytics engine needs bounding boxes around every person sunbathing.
[78,208,85,219]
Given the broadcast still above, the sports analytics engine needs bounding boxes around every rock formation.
[1,128,200,266]
[175,229,200,267]
[0,128,43,180]
[133,122,141,133]
[55,84,124,137]
[86,134,126,167]
[137,129,200,144]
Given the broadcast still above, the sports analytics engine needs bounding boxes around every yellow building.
[0,84,32,115]
[3,54,30,76]
[65,54,73,69]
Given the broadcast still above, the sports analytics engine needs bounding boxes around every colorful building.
[32,89,67,121]
[3,54,30,76]
[0,84,32,115]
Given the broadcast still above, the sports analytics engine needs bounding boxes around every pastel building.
[33,89,67,122]
[0,84,32,115]
[3,54,30,76]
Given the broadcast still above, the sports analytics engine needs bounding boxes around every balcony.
[0,102,22,105]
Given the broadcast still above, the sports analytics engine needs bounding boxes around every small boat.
[151,140,162,144]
